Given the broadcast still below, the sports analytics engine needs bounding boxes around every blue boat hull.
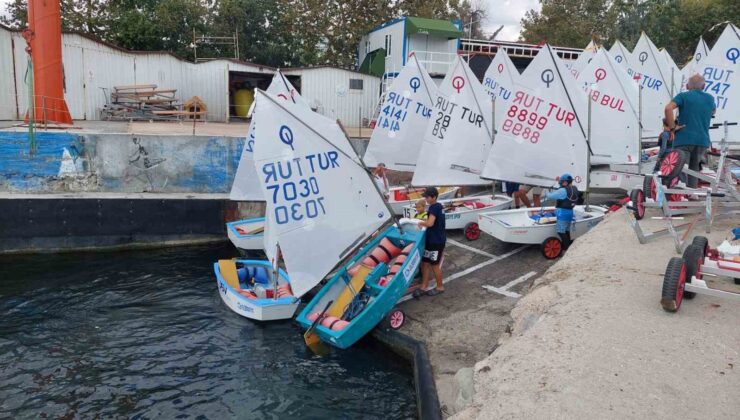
[296,223,426,349]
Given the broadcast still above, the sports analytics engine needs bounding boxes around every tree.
[520,0,620,47]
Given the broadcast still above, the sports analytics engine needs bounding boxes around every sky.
[480,0,541,41]
[0,0,540,40]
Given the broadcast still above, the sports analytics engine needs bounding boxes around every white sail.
[230,71,309,201]
[482,50,520,126]
[696,24,740,143]
[412,55,494,186]
[481,45,589,189]
[252,90,391,297]
[628,33,674,138]
[609,40,633,70]
[680,37,711,92]
[660,48,682,96]
[567,40,599,79]
[577,49,640,165]
[364,54,438,171]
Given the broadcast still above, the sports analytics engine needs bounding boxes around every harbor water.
[0,244,416,418]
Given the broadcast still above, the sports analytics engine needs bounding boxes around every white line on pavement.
[482,270,538,298]
[447,239,497,259]
[398,246,527,304]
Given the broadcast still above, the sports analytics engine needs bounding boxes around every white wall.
[284,68,380,127]
[0,25,272,121]
[360,19,406,77]
[407,34,458,75]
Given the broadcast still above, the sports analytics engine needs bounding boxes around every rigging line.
[546,45,591,154]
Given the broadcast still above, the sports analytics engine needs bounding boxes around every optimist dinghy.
[402,195,512,240]
[226,71,311,252]
[387,185,459,215]
[478,205,607,259]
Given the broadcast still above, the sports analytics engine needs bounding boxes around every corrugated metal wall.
[284,68,380,126]
[0,26,272,122]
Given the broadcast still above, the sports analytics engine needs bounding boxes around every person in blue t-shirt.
[541,174,579,250]
[413,187,446,298]
[664,74,716,188]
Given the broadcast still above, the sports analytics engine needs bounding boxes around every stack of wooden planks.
[100,84,207,121]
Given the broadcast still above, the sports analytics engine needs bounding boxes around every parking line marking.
[447,239,497,259]
[398,246,527,304]
[482,271,537,298]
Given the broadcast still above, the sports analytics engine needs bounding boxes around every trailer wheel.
[388,309,405,330]
[660,149,688,181]
[541,237,563,260]
[464,222,481,241]
[691,236,709,256]
[681,245,704,300]
[661,257,687,312]
[643,175,655,200]
[629,189,645,220]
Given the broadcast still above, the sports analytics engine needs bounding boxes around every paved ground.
[396,227,558,416]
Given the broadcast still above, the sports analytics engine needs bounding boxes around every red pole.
[24,0,73,125]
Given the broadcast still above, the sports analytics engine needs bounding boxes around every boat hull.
[213,260,298,321]
[478,205,607,245]
[402,194,512,230]
[296,222,426,349]
[387,186,459,215]
[226,218,264,251]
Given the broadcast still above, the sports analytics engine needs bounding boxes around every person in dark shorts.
[413,187,446,297]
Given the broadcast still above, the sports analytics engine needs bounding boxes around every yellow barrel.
[234,89,254,117]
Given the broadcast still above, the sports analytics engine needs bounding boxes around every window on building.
[384,34,392,56]
[349,79,364,90]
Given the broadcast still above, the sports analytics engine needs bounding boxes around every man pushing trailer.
[664,74,716,188]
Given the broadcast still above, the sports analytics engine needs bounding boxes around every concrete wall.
[0,131,244,193]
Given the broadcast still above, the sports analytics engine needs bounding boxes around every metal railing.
[459,38,583,61]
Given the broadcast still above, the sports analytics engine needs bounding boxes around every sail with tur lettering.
[412,55,494,186]
[481,45,589,189]
[567,40,599,79]
[252,90,390,297]
[364,54,438,171]
[627,33,674,137]
[482,50,520,127]
[680,37,711,92]
[577,49,640,165]
[230,71,310,201]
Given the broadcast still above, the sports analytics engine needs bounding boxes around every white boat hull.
[402,194,512,230]
[387,186,460,216]
[589,169,644,193]
[478,205,607,245]
[226,218,265,251]
[214,262,299,321]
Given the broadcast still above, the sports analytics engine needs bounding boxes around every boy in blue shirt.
[413,187,446,297]
[542,174,579,250]
[654,118,674,172]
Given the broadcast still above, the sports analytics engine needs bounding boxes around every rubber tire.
[643,175,654,200]
[661,257,687,313]
[691,236,709,256]
[464,222,481,241]
[541,237,563,260]
[629,189,645,220]
[388,309,405,330]
[681,245,703,300]
[659,149,689,181]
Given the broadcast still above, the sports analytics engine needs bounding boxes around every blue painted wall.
[0,131,246,194]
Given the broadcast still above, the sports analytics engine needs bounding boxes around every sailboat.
[478,45,606,257]
[693,23,740,144]
[227,71,311,253]
[233,90,427,349]
[609,40,633,70]
[482,48,520,126]
[627,33,675,138]
[364,54,459,214]
[566,40,599,79]
[680,37,711,92]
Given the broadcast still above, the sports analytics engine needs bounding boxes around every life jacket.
[556,185,579,210]
[414,211,428,220]
[378,244,414,287]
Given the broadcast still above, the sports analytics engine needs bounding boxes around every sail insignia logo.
[541,69,554,88]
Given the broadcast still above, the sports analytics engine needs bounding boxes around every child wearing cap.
[414,187,446,297]
[542,174,579,250]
